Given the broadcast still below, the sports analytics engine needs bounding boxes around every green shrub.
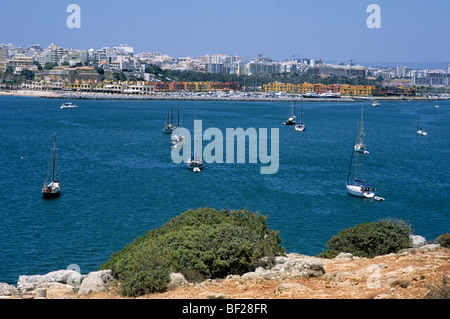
[435,234,450,248]
[100,207,285,297]
[424,276,450,299]
[321,219,413,258]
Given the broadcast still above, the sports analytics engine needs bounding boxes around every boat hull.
[283,116,296,125]
[346,185,374,198]
[187,162,203,170]
[295,124,305,131]
[42,190,60,198]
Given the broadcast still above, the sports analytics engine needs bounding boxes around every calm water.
[0,96,449,284]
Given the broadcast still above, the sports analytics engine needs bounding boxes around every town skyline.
[2,41,449,72]
[1,0,449,64]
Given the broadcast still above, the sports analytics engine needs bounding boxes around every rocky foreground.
[1,243,448,300]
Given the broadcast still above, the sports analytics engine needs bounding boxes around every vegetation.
[424,276,450,299]
[321,219,413,258]
[44,62,58,70]
[144,65,383,88]
[435,233,450,248]
[0,67,34,86]
[100,207,284,297]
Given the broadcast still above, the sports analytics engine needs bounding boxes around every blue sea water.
[0,95,449,284]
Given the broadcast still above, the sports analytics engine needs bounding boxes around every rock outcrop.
[2,269,115,298]
[233,256,325,284]
[1,235,447,300]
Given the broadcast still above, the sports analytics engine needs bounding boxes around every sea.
[0,95,449,284]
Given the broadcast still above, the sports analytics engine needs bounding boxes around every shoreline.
[0,89,440,102]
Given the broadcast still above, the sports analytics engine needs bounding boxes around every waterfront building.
[0,49,6,72]
[340,84,377,96]
[34,66,103,84]
[123,81,154,95]
[6,54,35,74]
[396,66,407,77]
[35,44,69,66]
[411,70,449,87]
[245,57,281,76]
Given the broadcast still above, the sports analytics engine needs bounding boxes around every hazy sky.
[1,0,449,63]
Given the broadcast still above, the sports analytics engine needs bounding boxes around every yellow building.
[340,84,377,96]
[262,82,326,94]
[263,82,377,96]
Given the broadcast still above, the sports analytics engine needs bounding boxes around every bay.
[0,95,449,284]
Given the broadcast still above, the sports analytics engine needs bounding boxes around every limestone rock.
[418,244,440,251]
[288,259,325,278]
[335,252,354,259]
[240,272,265,283]
[41,282,77,295]
[0,283,17,296]
[78,273,107,295]
[167,273,189,291]
[17,270,83,293]
[410,235,427,248]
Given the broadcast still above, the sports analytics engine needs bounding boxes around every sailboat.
[187,152,203,172]
[346,127,376,199]
[187,102,203,171]
[282,102,296,125]
[294,97,306,132]
[60,101,78,109]
[171,103,185,148]
[42,134,60,198]
[354,103,369,154]
[417,107,427,136]
[163,106,176,134]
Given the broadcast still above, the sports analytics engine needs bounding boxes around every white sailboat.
[354,103,369,154]
[163,106,176,134]
[372,101,380,107]
[282,102,296,125]
[187,152,203,172]
[171,103,185,148]
[294,97,305,132]
[42,134,60,198]
[187,102,203,171]
[346,127,376,199]
[417,107,427,136]
[60,102,78,109]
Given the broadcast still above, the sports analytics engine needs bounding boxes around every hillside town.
[0,43,449,99]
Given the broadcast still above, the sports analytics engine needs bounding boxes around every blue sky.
[1,0,449,63]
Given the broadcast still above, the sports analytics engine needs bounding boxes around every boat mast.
[347,126,358,184]
[359,103,364,142]
[300,97,303,124]
[52,134,56,181]
[418,108,422,130]
[178,103,180,132]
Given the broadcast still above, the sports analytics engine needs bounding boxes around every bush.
[424,276,450,299]
[435,234,450,248]
[100,207,284,297]
[321,219,413,258]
